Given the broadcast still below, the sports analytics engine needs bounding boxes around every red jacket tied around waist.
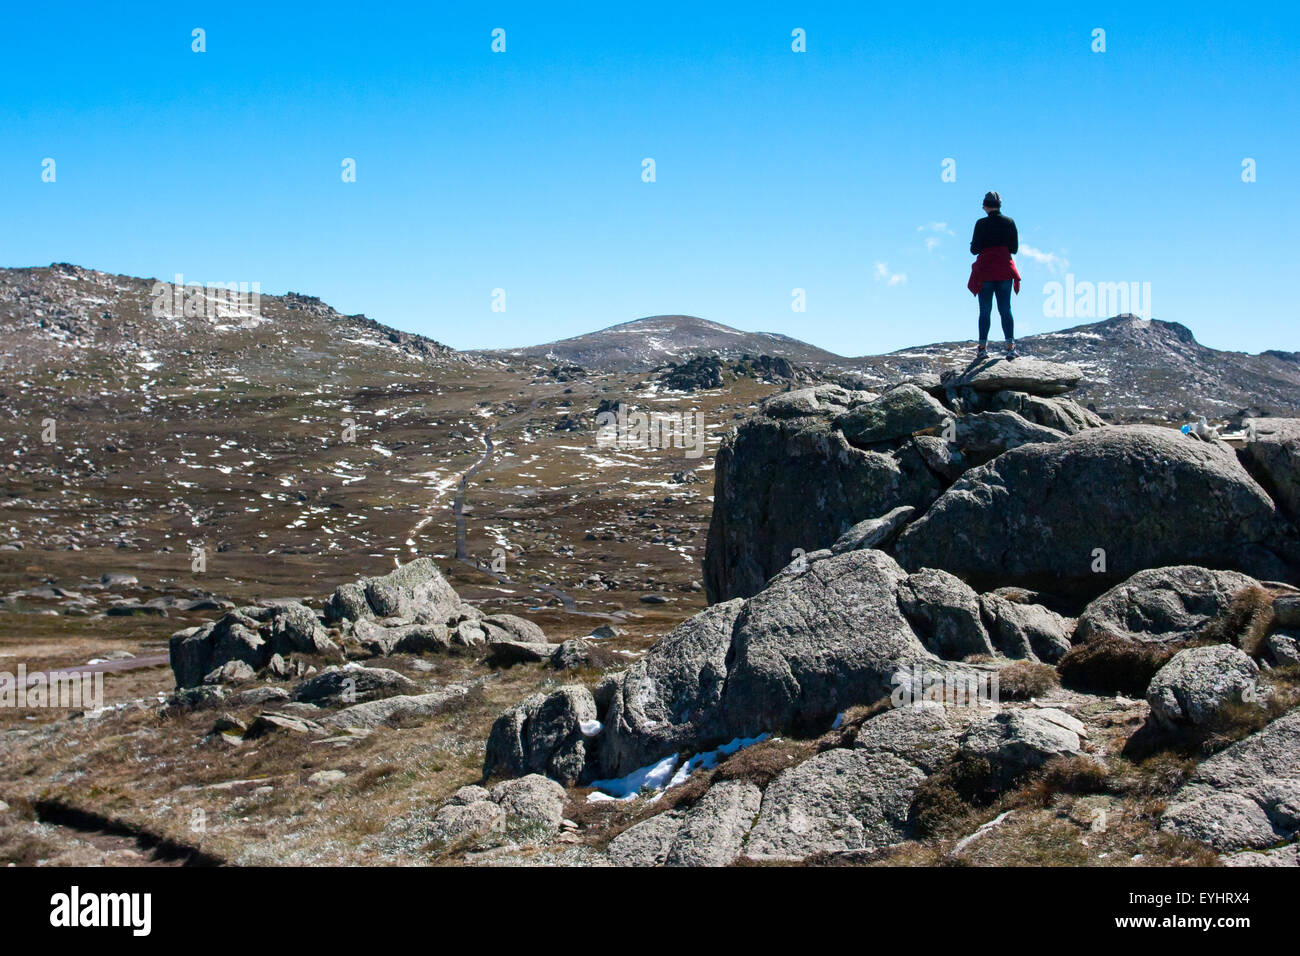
[968,246,1021,296]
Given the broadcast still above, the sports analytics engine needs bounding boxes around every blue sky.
[2,2,1297,355]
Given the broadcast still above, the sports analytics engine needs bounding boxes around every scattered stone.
[202,660,255,685]
[292,665,419,707]
[321,687,468,729]
[244,712,326,739]
[308,770,346,787]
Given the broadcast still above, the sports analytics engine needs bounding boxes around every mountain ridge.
[4,263,1298,422]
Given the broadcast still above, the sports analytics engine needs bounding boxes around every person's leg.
[977,282,994,346]
[995,279,1014,344]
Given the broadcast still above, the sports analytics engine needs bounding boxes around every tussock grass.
[1201,585,1275,658]
[1058,632,1178,697]
[996,661,1060,700]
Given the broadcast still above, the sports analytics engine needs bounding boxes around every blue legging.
[978,279,1014,344]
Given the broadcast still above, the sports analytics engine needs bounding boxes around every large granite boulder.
[1241,418,1300,527]
[597,599,744,778]
[1162,708,1300,852]
[894,426,1297,594]
[704,415,941,602]
[483,685,599,786]
[324,558,470,626]
[1074,566,1261,645]
[1146,645,1262,729]
[719,549,935,738]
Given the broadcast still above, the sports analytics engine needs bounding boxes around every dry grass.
[1202,585,1275,657]
[996,661,1060,700]
[1022,755,1111,806]
[1058,632,1179,697]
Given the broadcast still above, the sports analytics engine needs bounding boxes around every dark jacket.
[970,212,1018,255]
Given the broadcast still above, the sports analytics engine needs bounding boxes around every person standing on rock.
[967,191,1021,359]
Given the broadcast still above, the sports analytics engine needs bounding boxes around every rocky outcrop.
[704,359,1104,603]
[1241,418,1300,527]
[496,549,991,787]
[171,605,341,689]
[1145,645,1262,730]
[170,558,542,689]
[1074,566,1260,645]
[703,411,940,602]
[894,426,1296,594]
[937,356,1084,396]
[1162,708,1300,852]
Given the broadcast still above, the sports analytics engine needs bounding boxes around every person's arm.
[1007,218,1018,254]
[970,220,984,255]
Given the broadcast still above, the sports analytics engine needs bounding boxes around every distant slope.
[845,315,1300,421]
[475,314,844,370]
[0,263,461,393]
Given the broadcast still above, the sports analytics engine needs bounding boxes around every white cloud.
[1019,245,1069,274]
[924,237,941,252]
[917,222,955,236]
[874,262,907,286]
